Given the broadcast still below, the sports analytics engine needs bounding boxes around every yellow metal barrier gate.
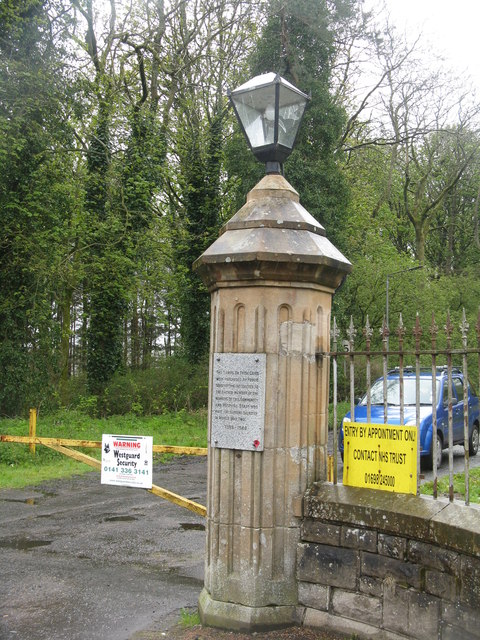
[1,432,207,517]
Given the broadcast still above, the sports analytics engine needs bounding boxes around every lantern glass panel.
[277,85,307,148]
[231,83,276,149]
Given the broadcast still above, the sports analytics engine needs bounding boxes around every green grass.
[179,608,200,628]
[421,467,480,503]
[0,409,207,489]
[328,400,350,429]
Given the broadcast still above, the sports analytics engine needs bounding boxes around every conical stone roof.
[194,174,351,291]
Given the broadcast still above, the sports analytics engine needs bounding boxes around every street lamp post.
[386,265,423,347]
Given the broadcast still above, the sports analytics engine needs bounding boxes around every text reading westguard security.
[101,434,153,489]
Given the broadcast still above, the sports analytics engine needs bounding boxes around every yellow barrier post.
[28,409,36,456]
[42,443,207,517]
[327,454,334,482]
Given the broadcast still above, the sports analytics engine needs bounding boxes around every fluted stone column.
[194,174,351,631]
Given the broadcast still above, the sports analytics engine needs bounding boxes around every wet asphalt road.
[0,456,207,640]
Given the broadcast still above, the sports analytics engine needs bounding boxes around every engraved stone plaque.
[211,353,266,451]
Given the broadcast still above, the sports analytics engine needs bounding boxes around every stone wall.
[296,483,480,639]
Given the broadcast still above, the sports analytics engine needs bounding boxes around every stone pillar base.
[198,588,298,632]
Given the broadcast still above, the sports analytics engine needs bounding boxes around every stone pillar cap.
[220,174,326,237]
[194,174,351,291]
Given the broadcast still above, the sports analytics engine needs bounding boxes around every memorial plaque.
[211,353,266,451]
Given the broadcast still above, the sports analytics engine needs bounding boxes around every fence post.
[29,408,36,456]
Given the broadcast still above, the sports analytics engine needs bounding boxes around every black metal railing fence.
[325,309,480,506]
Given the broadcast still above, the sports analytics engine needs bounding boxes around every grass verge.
[420,467,480,503]
[180,608,201,628]
[0,409,207,489]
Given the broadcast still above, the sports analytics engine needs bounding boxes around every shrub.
[99,357,208,416]
[76,395,99,417]
[58,374,88,409]
[102,375,140,416]
[51,357,208,418]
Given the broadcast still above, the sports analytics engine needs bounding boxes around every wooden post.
[29,409,36,456]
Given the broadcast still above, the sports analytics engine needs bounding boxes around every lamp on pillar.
[228,72,309,174]
[195,73,351,633]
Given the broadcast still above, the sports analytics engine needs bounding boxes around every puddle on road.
[2,490,57,506]
[104,515,138,522]
[0,538,51,551]
[179,522,205,531]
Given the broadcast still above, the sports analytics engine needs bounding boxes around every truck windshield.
[361,377,440,406]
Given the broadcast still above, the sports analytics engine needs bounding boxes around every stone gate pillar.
[194,174,351,631]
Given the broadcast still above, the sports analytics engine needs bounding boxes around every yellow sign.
[343,422,417,495]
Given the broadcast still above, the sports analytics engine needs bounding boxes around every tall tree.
[0,0,79,414]
[338,17,480,264]
[425,131,480,274]
[115,0,172,369]
[72,0,127,394]
[166,0,258,363]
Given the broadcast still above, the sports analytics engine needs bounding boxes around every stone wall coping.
[304,483,480,558]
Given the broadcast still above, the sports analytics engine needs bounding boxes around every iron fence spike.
[460,308,469,347]
[347,315,357,344]
[430,312,439,350]
[413,312,422,348]
[331,316,340,345]
[430,312,439,337]
[363,315,373,343]
[380,315,390,339]
[396,313,406,340]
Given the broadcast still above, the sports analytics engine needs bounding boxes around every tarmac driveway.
[0,455,207,640]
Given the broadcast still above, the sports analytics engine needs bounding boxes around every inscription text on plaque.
[211,353,266,451]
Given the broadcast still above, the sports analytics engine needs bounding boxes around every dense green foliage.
[61,356,208,416]
[249,0,352,246]
[0,0,78,413]
[1,0,480,416]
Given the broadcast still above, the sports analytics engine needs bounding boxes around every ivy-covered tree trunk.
[0,0,77,414]
[119,105,166,369]
[176,111,224,363]
[85,95,126,394]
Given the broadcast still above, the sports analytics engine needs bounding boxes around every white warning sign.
[101,434,153,489]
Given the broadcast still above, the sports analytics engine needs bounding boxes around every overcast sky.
[375,0,480,88]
